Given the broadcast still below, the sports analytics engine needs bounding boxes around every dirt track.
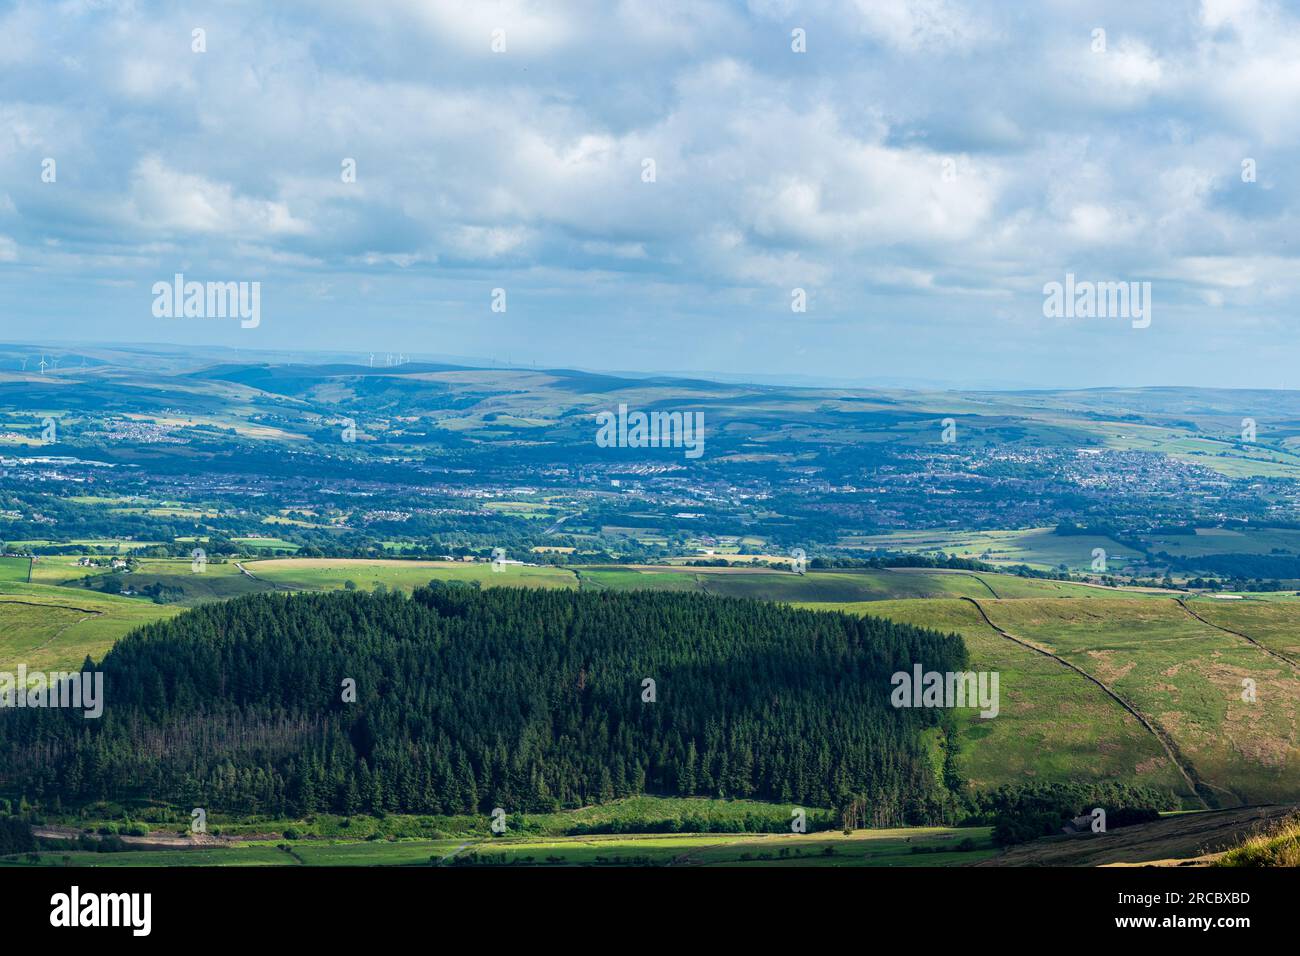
[976,804,1297,866]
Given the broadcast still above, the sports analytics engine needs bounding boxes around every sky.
[1,0,1299,388]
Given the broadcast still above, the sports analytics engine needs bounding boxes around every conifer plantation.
[0,583,967,824]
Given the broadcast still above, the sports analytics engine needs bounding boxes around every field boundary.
[959,597,1213,809]
[0,598,105,615]
[1175,598,1300,672]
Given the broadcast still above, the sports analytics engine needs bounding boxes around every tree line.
[0,583,967,825]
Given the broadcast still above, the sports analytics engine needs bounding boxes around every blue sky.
[1,0,1299,388]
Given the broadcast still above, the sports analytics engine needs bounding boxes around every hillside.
[0,584,967,824]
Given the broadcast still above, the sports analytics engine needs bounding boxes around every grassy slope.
[245,558,578,592]
[37,557,274,605]
[0,582,183,671]
[579,566,1153,602]
[841,528,1140,572]
[808,598,1191,799]
[979,598,1300,805]
[1183,598,1300,661]
[1217,812,1300,866]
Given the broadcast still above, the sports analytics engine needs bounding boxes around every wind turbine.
[368,353,374,368]
[38,355,47,375]
[19,357,27,371]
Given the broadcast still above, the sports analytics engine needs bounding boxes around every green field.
[1141,526,1300,559]
[580,565,1155,601]
[9,827,994,868]
[243,558,578,592]
[4,794,996,868]
[1184,598,1300,661]
[0,555,31,583]
[812,598,1193,799]
[232,537,300,551]
[0,582,183,671]
[841,528,1139,572]
[980,598,1300,806]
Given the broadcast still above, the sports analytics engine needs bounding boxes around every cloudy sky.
[1,0,1298,387]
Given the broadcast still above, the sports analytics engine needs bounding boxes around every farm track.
[977,803,1299,867]
[235,562,307,592]
[2,614,97,667]
[437,841,472,864]
[959,597,1215,810]
[1175,598,1300,672]
[32,825,227,850]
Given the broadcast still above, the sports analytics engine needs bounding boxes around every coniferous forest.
[1,583,969,825]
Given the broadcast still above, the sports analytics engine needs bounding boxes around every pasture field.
[878,569,1163,600]
[1140,525,1300,559]
[0,554,31,583]
[813,598,1192,799]
[31,556,270,605]
[118,559,272,604]
[482,501,555,516]
[7,539,167,551]
[979,598,1300,806]
[841,528,1138,572]
[1182,598,1300,661]
[451,826,996,867]
[30,557,112,585]
[243,558,578,592]
[580,565,1157,602]
[578,567,708,592]
[0,582,183,670]
[7,827,995,868]
[232,537,299,551]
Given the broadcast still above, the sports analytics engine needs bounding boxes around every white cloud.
[847,0,985,52]
[3,0,1300,383]
[126,157,309,238]
[1201,0,1261,32]
[581,240,648,259]
[381,0,578,55]
[447,225,532,258]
